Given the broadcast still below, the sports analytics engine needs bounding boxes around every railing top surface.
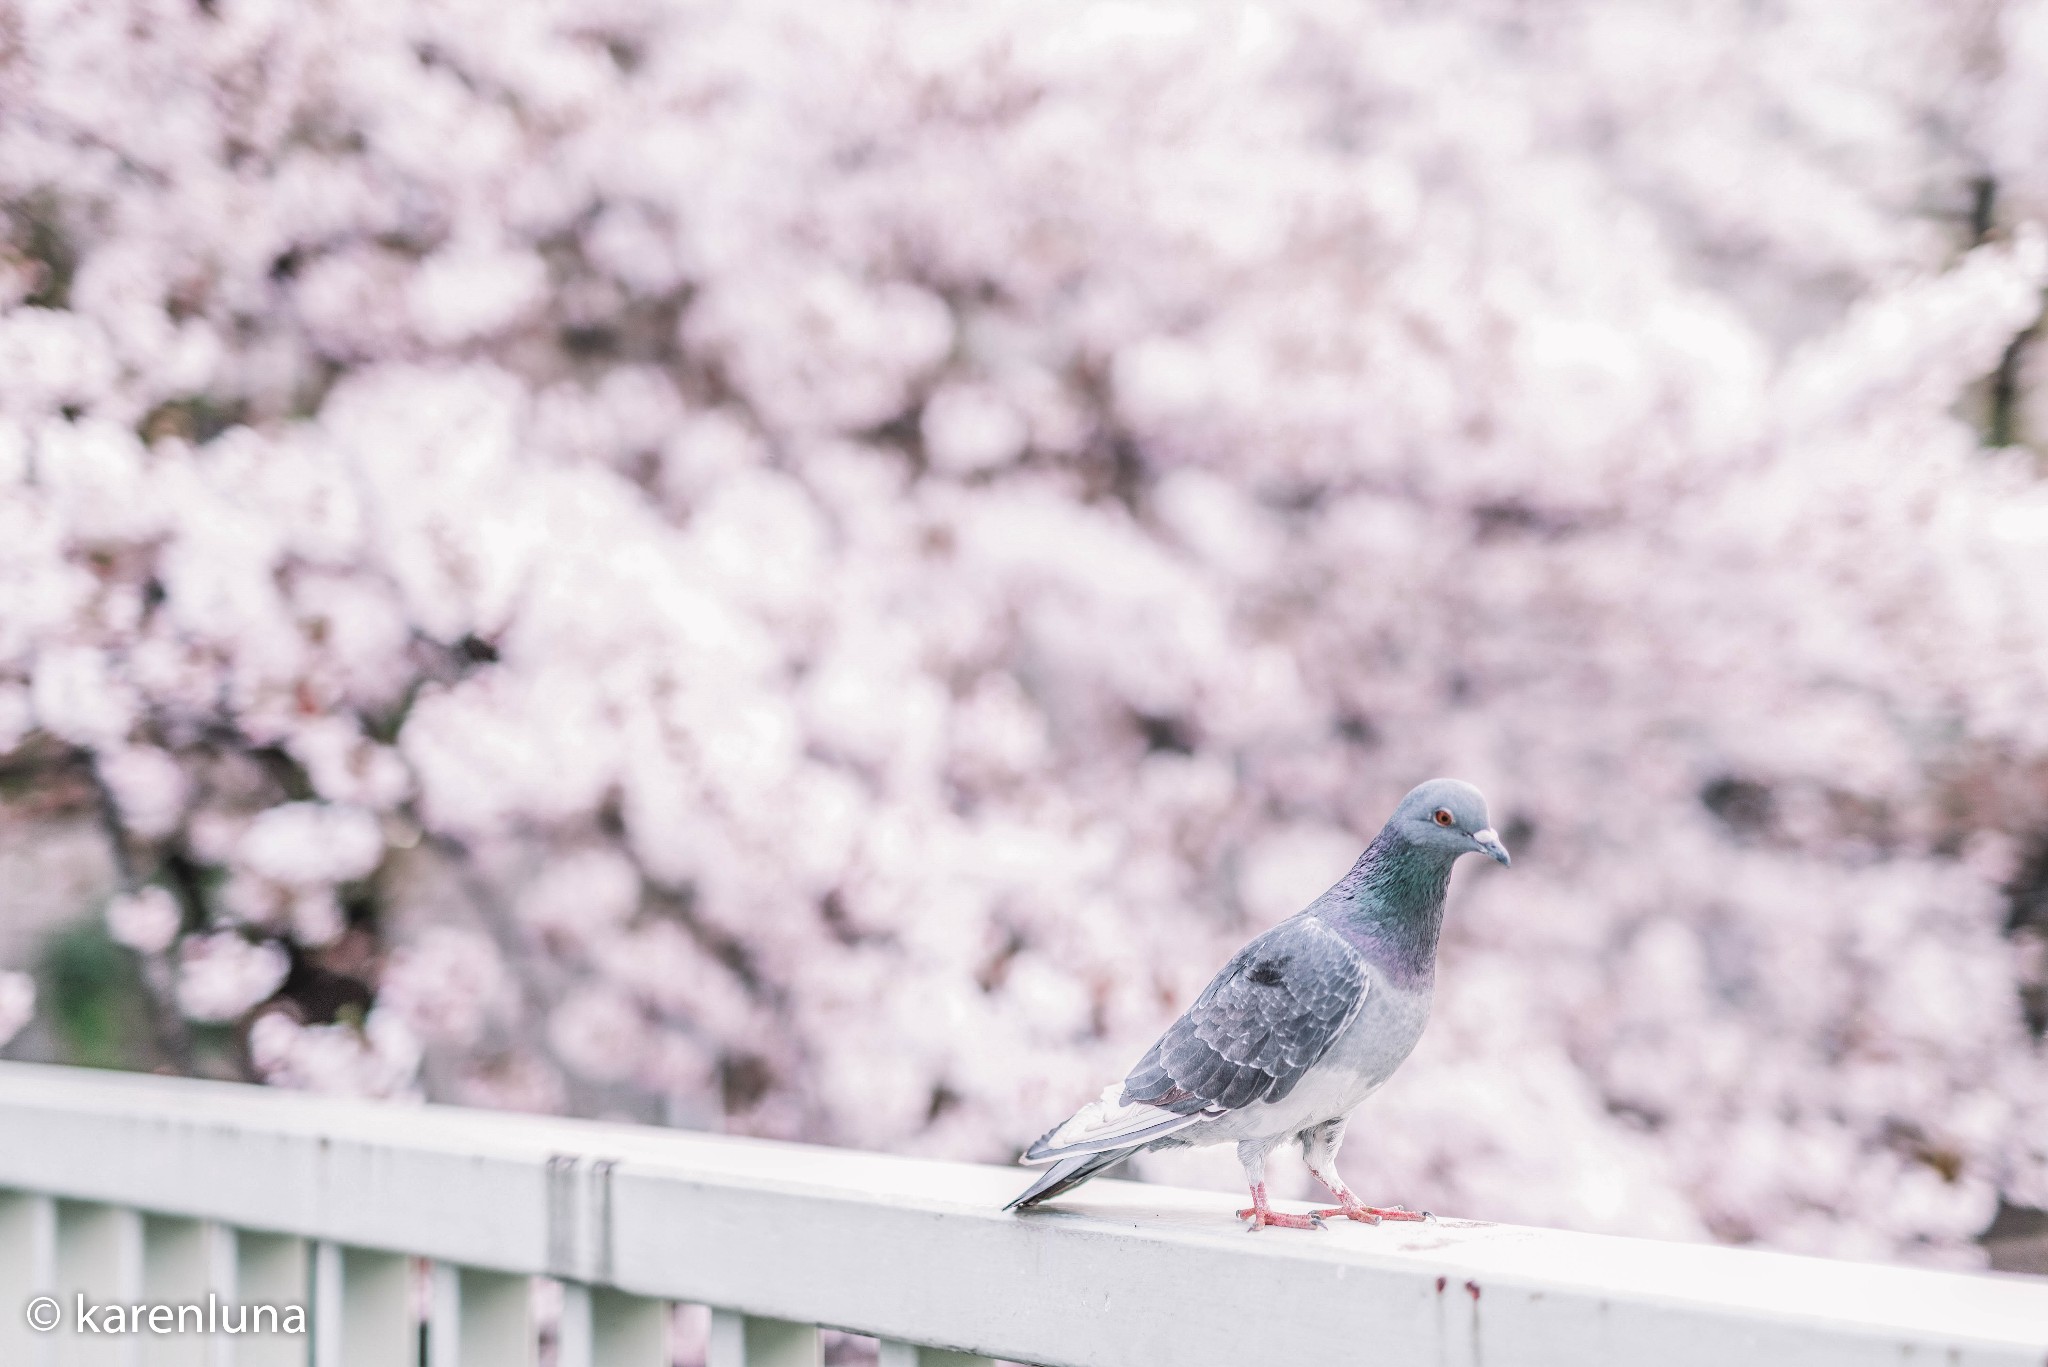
[0,1061,2041,1366]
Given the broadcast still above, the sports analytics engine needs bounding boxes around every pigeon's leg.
[1301,1119,1428,1225]
[1234,1139,1322,1231]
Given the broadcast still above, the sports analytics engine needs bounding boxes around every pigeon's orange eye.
[1433,808,1455,827]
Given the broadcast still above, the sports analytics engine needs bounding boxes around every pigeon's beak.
[1471,828,1511,867]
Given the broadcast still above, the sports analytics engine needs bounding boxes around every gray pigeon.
[1007,778,1509,1229]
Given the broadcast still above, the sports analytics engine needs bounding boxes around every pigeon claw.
[1314,1205,1377,1226]
[1312,1202,1429,1226]
[1235,1206,1324,1231]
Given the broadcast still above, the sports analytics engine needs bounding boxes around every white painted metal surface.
[55,1201,140,1367]
[0,1061,2041,1366]
[0,1192,58,1367]
[334,1246,410,1367]
[143,1217,213,1367]
[234,1232,306,1367]
[708,1311,819,1367]
[559,1282,667,1367]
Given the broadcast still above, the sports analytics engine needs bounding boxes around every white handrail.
[0,1061,2041,1366]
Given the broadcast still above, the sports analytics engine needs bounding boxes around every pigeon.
[1006,778,1510,1229]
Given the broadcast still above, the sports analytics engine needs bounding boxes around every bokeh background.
[3,0,2048,1273]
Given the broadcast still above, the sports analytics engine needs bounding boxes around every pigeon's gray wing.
[1121,915,1367,1115]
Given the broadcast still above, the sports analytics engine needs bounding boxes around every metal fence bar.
[203,1223,234,1367]
[591,1287,666,1367]
[310,1242,341,1367]
[425,1263,457,1367]
[707,1310,820,1367]
[56,1200,144,1367]
[338,1248,411,1367]
[429,1265,531,1367]
[557,1282,594,1367]
[561,1283,668,1367]
[0,1192,58,1367]
[232,1231,307,1367]
[141,1217,212,1367]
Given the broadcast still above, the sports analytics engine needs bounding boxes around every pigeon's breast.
[1320,971,1435,1101]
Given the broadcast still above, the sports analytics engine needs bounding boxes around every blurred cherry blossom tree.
[3,0,2048,1266]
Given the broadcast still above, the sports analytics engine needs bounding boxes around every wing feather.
[1121,915,1367,1118]
[1020,916,1369,1169]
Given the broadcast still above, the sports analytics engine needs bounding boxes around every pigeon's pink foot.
[1237,1206,1324,1230]
[1312,1199,1429,1226]
[1236,1182,1324,1231]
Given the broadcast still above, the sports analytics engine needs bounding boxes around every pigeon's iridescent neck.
[1315,829,1454,987]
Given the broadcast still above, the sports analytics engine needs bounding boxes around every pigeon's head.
[1392,778,1510,867]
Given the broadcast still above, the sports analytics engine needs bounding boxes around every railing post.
[707,1311,819,1367]
[56,1201,144,1367]
[232,1231,308,1367]
[559,1284,665,1367]
[591,1287,666,1366]
[310,1242,341,1367]
[426,1263,456,1367]
[0,1192,57,1367]
[877,1345,996,1367]
[340,1249,411,1367]
[142,1217,215,1367]
[557,1283,592,1367]
[204,1223,233,1367]
[428,1263,532,1367]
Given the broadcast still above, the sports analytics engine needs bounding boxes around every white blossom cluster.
[3,0,2048,1264]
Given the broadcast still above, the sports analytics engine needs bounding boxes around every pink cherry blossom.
[105,887,181,956]
[176,935,290,1023]
[0,0,2044,1269]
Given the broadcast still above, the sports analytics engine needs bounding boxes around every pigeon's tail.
[1004,1145,1141,1211]
[1020,1083,1206,1164]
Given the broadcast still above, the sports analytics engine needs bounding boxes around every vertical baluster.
[706,1311,819,1367]
[426,1264,457,1367]
[56,1201,144,1367]
[205,1225,235,1367]
[233,1232,308,1367]
[556,1284,592,1367]
[591,1289,665,1366]
[310,1244,340,1367]
[337,1250,411,1367]
[0,1192,57,1367]
[142,1218,213,1367]
[459,1271,533,1367]
[876,1346,996,1367]
[426,1264,532,1367]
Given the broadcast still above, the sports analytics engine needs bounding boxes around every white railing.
[0,1063,2042,1367]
